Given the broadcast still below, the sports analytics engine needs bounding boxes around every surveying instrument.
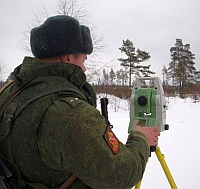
[128,77,178,189]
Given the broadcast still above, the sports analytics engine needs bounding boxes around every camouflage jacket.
[0,57,150,189]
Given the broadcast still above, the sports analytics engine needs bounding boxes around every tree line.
[0,0,199,99]
[1,37,199,99]
[97,38,199,99]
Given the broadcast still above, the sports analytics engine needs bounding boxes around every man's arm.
[38,98,151,189]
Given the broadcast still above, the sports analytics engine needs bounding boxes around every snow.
[97,95,200,189]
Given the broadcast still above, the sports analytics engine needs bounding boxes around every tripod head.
[128,77,169,133]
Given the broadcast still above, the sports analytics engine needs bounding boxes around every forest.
[1,0,199,101]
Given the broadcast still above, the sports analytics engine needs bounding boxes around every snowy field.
[97,95,200,189]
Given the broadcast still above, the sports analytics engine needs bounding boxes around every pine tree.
[109,68,116,85]
[116,70,121,85]
[169,39,196,96]
[162,65,170,86]
[118,39,155,87]
[103,68,109,85]
[193,71,200,84]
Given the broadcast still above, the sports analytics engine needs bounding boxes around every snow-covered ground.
[97,95,200,189]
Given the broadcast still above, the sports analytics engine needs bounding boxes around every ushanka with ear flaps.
[30,15,93,59]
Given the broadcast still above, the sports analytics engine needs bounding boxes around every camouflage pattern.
[0,57,150,189]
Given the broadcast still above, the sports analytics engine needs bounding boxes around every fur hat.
[30,15,93,59]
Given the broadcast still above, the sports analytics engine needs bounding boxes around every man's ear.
[61,54,70,63]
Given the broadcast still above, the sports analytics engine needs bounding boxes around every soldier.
[0,15,160,189]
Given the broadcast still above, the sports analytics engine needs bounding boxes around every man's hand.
[134,126,160,146]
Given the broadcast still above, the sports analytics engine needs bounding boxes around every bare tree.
[0,60,5,77]
[18,2,50,54]
[19,0,108,82]
[54,0,89,23]
[0,60,6,88]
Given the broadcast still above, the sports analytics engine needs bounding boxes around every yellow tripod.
[135,146,178,189]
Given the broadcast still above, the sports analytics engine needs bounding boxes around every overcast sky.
[0,0,199,80]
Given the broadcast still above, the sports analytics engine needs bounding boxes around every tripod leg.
[155,146,178,189]
[134,180,142,189]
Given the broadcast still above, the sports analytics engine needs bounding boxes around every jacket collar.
[12,56,86,88]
